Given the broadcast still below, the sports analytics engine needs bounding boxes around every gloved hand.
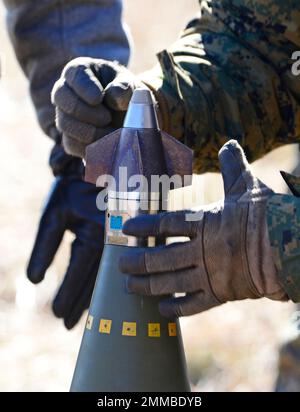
[119,140,288,318]
[27,144,104,329]
[52,58,145,158]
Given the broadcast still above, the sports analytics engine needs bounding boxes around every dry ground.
[0,0,298,391]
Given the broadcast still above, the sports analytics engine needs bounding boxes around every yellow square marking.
[99,319,112,334]
[122,322,137,337]
[86,315,94,330]
[148,323,161,338]
[168,322,177,337]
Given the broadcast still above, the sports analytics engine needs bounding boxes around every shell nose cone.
[123,87,159,129]
[130,88,154,105]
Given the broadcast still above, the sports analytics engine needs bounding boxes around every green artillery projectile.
[70,88,193,392]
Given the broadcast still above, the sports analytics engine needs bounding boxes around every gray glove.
[52,58,143,158]
[119,140,288,318]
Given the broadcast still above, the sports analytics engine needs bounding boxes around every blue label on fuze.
[110,215,123,230]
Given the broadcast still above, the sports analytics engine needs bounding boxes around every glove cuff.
[49,143,84,178]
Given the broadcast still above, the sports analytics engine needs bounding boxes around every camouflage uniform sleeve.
[142,0,300,173]
[267,172,300,302]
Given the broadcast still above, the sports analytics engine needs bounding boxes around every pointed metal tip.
[123,87,159,129]
[131,88,154,105]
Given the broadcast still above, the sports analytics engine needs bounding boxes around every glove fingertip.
[218,139,255,195]
[64,317,76,330]
[122,219,138,236]
[26,265,45,285]
[122,214,158,236]
[52,298,64,319]
[119,251,146,275]
[219,139,249,170]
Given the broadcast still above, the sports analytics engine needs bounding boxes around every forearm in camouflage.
[143,0,300,173]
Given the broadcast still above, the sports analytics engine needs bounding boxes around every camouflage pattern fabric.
[143,0,300,174]
[267,180,300,302]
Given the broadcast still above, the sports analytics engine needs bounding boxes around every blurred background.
[0,0,299,391]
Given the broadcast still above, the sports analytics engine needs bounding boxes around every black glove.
[52,57,142,158]
[27,144,105,329]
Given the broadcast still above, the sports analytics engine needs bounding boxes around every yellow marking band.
[99,319,112,334]
[122,322,137,336]
[148,323,161,338]
[168,323,177,337]
[87,317,176,337]
[86,315,94,330]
